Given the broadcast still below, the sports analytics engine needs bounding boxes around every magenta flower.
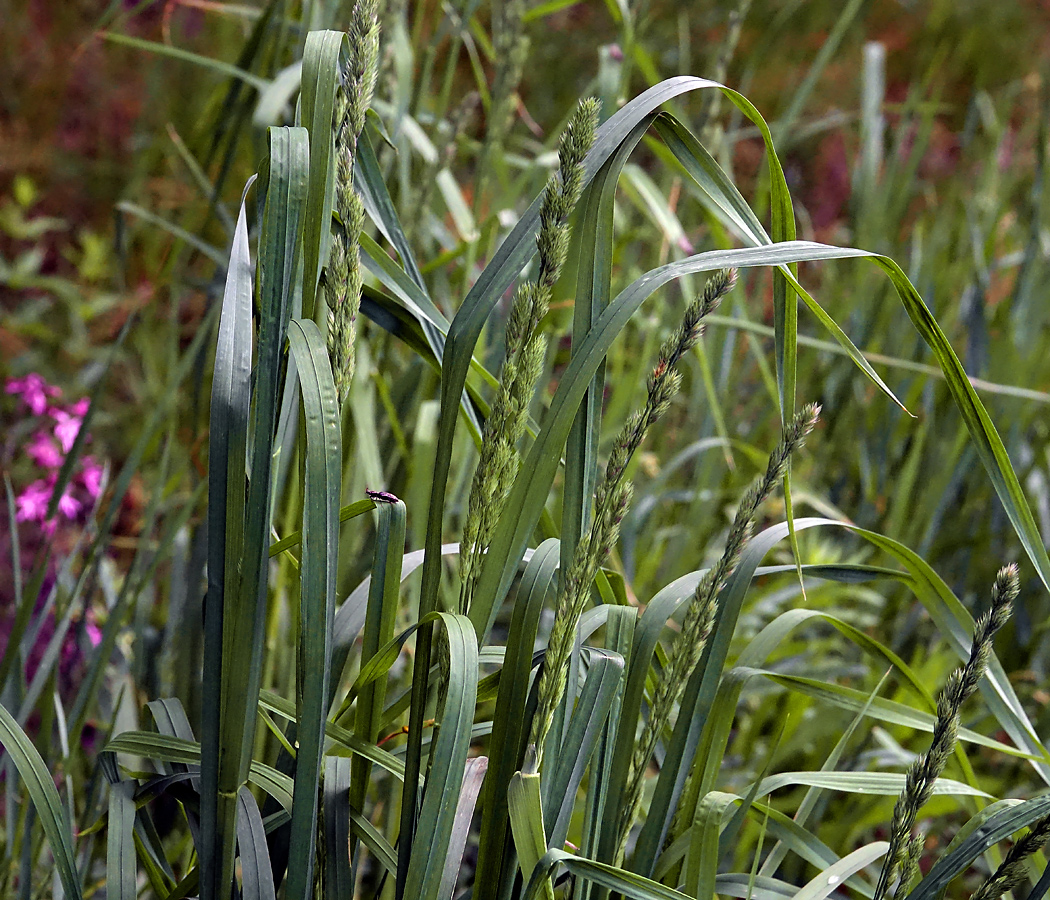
[79,457,104,498]
[15,479,53,523]
[70,398,89,417]
[6,373,61,416]
[57,490,81,519]
[51,410,83,454]
[27,431,63,469]
[85,619,102,647]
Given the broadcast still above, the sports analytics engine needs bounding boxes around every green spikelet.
[874,564,1018,900]
[458,98,600,614]
[621,401,821,857]
[324,0,380,403]
[529,269,738,770]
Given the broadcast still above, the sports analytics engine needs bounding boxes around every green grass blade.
[201,174,257,900]
[524,848,693,900]
[543,649,624,849]
[299,30,344,319]
[905,796,1050,900]
[350,497,406,853]
[285,318,342,900]
[257,690,405,781]
[579,607,635,900]
[324,757,353,899]
[768,669,1034,758]
[630,519,846,875]
[356,130,429,294]
[213,125,309,900]
[474,538,560,900]
[106,781,137,900]
[562,117,651,573]
[98,31,270,91]
[401,613,479,900]
[0,702,83,900]
[509,772,555,900]
[791,842,889,900]
[104,733,294,810]
[439,757,489,898]
[236,786,278,900]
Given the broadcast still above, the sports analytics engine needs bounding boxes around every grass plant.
[3,4,1050,900]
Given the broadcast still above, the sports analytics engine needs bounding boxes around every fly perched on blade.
[366,489,399,504]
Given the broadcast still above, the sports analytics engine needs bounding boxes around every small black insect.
[366,489,400,504]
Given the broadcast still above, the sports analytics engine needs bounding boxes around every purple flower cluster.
[2,373,106,713]
[7,374,104,536]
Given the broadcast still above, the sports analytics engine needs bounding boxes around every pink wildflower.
[70,398,89,417]
[27,431,63,469]
[6,374,60,416]
[15,479,53,522]
[79,457,104,498]
[57,490,81,519]
[51,410,83,453]
[85,619,102,647]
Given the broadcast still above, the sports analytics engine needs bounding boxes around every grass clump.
[3,8,1050,900]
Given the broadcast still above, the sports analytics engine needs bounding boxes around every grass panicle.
[458,98,600,614]
[325,0,380,402]
[624,400,821,855]
[529,269,737,768]
[875,564,1019,900]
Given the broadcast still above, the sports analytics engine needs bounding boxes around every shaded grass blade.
[201,174,257,900]
[285,318,342,900]
[106,781,137,900]
[0,701,83,900]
